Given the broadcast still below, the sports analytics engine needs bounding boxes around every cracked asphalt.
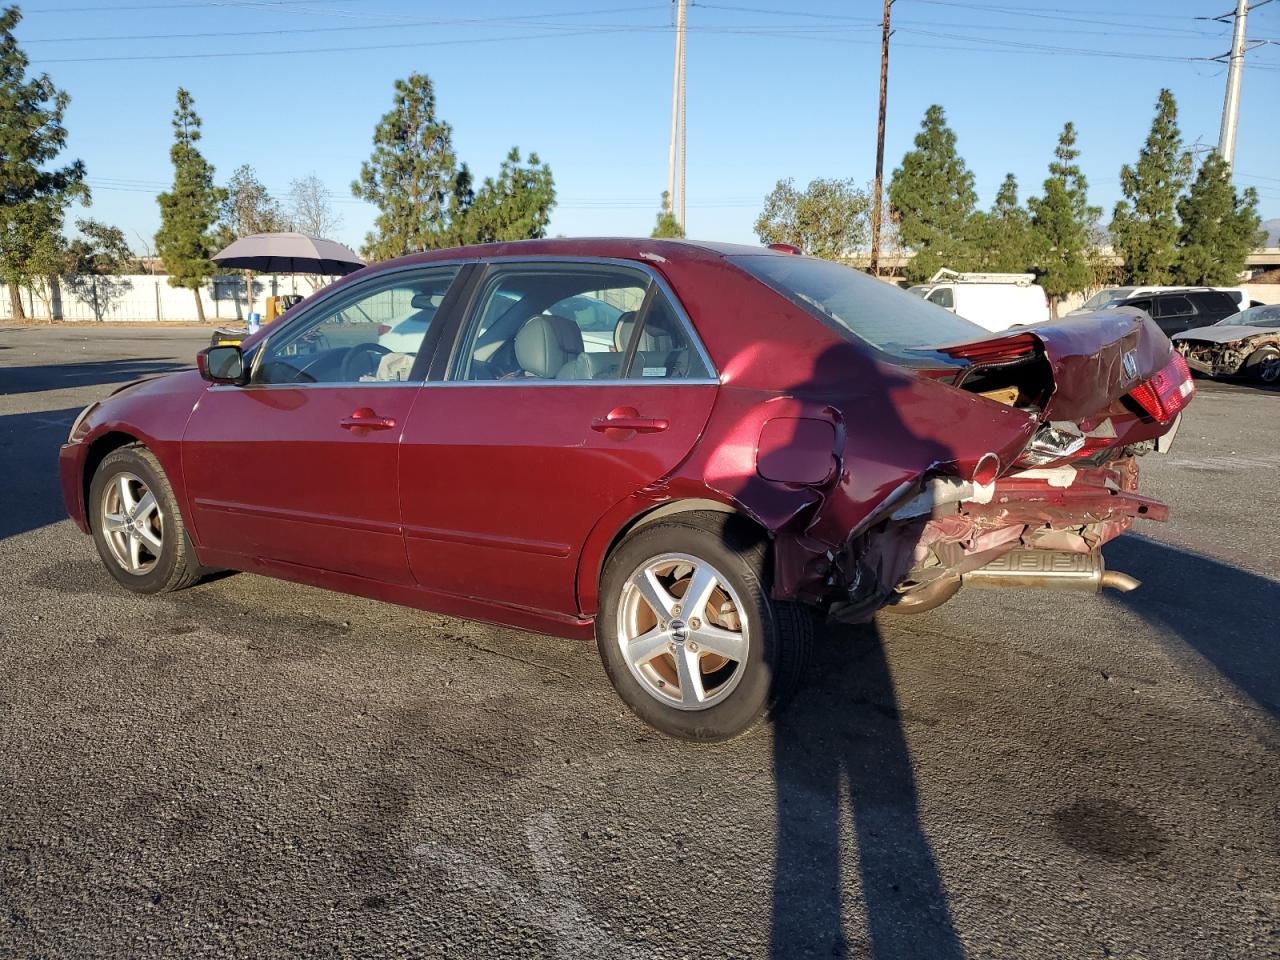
[1,325,1277,959]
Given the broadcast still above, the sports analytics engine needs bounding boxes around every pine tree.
[651,191,684,239]
[1174,153,1264,286]
[0,5,87,320]
[352,73,468,260]
[1029,122,1100,316]
[1109,89,1191,285]
[888,105,978,282]
[970,173,1033,273]
[455,147,555,245]
[155,88,224,323]
[754,177,869,260]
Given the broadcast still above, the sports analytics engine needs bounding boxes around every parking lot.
[1,324,1277,959]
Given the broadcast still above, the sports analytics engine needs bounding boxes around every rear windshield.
[729,254,986,357]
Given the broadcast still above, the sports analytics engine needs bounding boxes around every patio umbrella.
[212,232,364,275]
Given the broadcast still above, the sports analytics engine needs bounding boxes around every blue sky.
[15,0,1280,252]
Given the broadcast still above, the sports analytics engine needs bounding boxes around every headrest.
[515,314,583,378]
[612,310,672,353]
[613,311,637,352]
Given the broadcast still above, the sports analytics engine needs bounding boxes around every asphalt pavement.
[1,324,1277,959]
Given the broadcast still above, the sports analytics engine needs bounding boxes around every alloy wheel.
[100,472,164,575]
[616,552,750,711]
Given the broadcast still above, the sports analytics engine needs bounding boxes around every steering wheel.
[340,342,392,382]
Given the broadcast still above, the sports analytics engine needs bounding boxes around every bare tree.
[288,173,341,239]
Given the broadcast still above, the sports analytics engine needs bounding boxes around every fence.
[0,274,339,323]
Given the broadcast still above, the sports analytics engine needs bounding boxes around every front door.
[400,260,718,614]
[181,265,462,583]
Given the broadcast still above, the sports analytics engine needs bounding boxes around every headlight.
[67,402,99,443]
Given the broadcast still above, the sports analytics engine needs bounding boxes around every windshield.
[729,255,986,357]
[1218,304,1280,327]
[1081,288,1128,310]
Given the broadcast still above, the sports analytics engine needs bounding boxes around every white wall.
[0,274,337,323]
[1243,283,1280,305]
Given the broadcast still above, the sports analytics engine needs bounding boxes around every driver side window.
[254,267,459,385]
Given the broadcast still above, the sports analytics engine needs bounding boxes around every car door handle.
[591,406,669,434]
[340,407,397,431]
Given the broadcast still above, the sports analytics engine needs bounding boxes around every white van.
[907,270,1051,332]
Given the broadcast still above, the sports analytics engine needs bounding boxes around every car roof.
[1113,288,1221,302]
[370,237,787,272]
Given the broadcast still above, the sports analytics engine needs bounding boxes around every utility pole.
[869,0,892,275]
[1213,0,1270,168]
[666,0,688,229]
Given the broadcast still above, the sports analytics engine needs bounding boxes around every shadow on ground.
[770,620,963,960]
[1106,534,1279,720]
[0,359,186,396]
[0,407,83,541]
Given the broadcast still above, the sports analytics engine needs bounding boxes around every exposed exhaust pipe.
[963,550,1141,594]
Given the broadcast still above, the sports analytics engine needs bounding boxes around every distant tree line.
[754,93,1264,314]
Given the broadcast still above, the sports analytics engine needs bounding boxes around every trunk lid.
[938,308,1174,422]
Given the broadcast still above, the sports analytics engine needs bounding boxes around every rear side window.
[1188,291,1233,313]
[450,263,711,382]
[729,254,985,357]
[1156,296,1195,319]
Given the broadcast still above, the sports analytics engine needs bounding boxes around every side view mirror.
[197,345,249,385]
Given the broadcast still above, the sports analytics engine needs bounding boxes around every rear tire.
[596,511,813,742]
[88,444,204,594]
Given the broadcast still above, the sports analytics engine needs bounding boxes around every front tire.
[596,512,813,742]
[89,444,203,594]
[1242,346,1280,384]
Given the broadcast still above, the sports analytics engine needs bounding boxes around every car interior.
[249,266,709,387]
[456,272,707,382]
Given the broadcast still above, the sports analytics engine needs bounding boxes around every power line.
[17,0,354,12]
[20,5,668,43]
[898,0,1221,24]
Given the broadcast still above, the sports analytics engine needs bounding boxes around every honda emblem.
[1122,350,1139,380]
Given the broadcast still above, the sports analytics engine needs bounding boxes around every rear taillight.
[377,324,391,336]
[1128,352,1194,423]
[941,332,1038,364]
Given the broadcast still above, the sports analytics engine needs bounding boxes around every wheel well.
[601,499,767,577]
[83,431,141,509]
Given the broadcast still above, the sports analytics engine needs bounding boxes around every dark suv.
[1104,289,1239,337]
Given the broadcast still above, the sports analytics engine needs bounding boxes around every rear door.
[1187,291,1238,325]
[1152,294,1198,335]
[399,259,718,615]
[181,264,465,583]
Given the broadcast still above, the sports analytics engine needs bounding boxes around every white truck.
[907,269,1051,332]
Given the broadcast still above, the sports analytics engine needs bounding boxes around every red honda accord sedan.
[60,238,1193,740]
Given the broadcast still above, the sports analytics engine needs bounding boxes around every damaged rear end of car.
[717,254,1194,623]
[831,310,1192,620]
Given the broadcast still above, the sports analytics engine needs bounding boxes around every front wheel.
[596,512,813,742]
[88,444,204,594]
[1243,346,1280,384]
